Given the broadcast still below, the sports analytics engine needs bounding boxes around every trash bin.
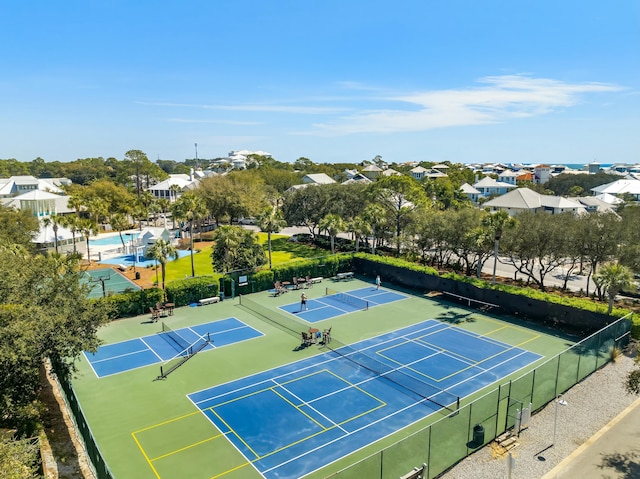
[135,271,140,280]
[219,291,224,301]
[473,424,485,446]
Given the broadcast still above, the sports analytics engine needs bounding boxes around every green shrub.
[354,252,635,320]
[167,276,218,306]
[98,288,165,318]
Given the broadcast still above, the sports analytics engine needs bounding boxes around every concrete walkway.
[541,396,640,479]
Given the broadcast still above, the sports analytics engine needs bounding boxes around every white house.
[0,175,70,198]
[473,176,517,197]
[591,177,640,201]
[1,189,73,218]
[147,173,201,202]
[533,164,551,184]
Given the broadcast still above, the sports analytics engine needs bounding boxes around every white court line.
[140,337,164,361]
[89,346,151,364]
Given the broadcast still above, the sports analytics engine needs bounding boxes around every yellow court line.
[132,432,162,479]
[205,369,387,464]
[276,369,324,387]
[150,433,224,461]
[132,410,202,434]
[514,334,541,348]
[208,461,252,479]
[324,369,388,405]
[272,388,326,429]
[208,407,260,458]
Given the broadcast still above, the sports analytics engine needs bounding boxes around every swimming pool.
[90,232,140,247]
[98,250,193,268]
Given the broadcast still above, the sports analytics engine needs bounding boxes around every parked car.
[237,217,256,225]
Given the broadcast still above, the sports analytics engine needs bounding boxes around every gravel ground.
[439,347,638,479]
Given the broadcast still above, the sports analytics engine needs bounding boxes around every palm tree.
[362,204,386,255]
[349,215,372,253]
[109,213,130,249]
[211,226,242,273]
[256,203,287,269]
[169,184,183,203]
[59,214,81,253]
[86,197,109,229]
[173,193,208,277]
[146,239,178,289]
[42,214,63,254]
[157,198,170,228]
[319,214,347,254]
[481,210,515,285]
[67,194,84,215]
[78,218,99,264]
[594,262,633,314]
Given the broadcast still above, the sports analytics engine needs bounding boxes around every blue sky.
[1,0,638,165]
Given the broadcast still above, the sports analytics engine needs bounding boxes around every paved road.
[273,226,599,294]
[275,226,640,478]
[542,397,640,479]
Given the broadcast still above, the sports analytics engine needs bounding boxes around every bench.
[309,277,323,284]
[336,272,354,280]
[399,464,426,479]
[199,296,220,305]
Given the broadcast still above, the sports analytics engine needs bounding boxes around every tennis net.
[161,322,193,354]
[325,288,369,311]
[238,295,307,338]
[326,337,459,415]
[158,331,211,379]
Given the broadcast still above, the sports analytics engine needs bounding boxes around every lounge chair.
[273,281,286,296]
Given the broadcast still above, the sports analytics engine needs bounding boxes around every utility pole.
[195,143,199,169]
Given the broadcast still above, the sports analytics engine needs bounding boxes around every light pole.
[195,142,198,169]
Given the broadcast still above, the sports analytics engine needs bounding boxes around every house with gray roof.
[484,188,586,216]
[460,183,482,204]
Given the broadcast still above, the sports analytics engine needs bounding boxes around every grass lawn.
[161,233,323,284]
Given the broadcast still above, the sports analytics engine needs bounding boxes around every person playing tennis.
[300,292,308,311]
[375,275,381,290]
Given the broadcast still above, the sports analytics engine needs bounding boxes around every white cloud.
[308,75,624,135]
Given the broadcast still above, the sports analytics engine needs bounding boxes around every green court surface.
[82,267,141,298]
[71,278,574,479]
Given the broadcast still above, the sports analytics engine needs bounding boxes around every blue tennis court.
[188,319,542,479]
[84,318,263,378]
[279,286,407,322]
